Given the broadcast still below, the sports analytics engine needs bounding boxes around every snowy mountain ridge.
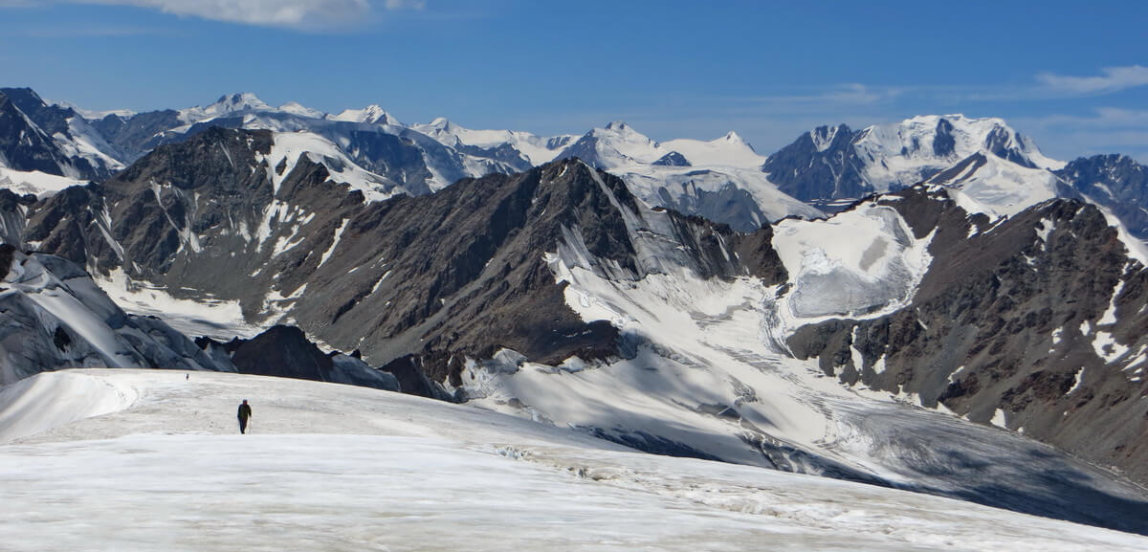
[7,87,1148,241]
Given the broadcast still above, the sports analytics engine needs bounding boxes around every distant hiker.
[185,373,189,381]
[237,400,253,434]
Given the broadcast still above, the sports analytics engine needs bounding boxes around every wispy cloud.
[1036,66,1148,96]
[16,0,427,30]
[736,84,906,110]
[1010,107,1148,162]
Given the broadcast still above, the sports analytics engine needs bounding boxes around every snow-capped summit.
[552,122,813,230]
[425,116,452,130]
[661,131,764,169]
[410,116,460,144]
[557,121,660,170]
[722,130,745,143]
[810,124,848,153]
[764,114,1065,206]
[330,104,399,126]
[278,101,325,119]
[604,120,630,131]
[853,114,1062,174]
[209,92,272,113]
[178,92,274,125]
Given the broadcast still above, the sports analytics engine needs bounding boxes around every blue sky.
[2,0,1147,161]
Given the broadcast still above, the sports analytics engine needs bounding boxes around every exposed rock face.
[89,109,183,163]
[651,177,770,232]
[0,237,395,388]
[290,159,783,387]
[555,135,607,169]
[1056,154,1148,239]
[763,124,870,204]
[0,88,74,138]
[787,186,1148,483]
[653,151,690,167]
[0,88,120,180]
[223,325,398,392]
[0,91,79,177]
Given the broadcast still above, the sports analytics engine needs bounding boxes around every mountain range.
[1,86,1148,538]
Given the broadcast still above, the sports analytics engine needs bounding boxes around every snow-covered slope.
[0,167,86,198]
[925,152,1062,219]
[2,369,1146,551]
[258,131,404,202]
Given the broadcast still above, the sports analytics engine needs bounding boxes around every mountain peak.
[331,104,396,125]
[209,92,271,113]
[278,101,325,118]
[808,124,851,152]
[604,120,629,131]
[721,131,745,144]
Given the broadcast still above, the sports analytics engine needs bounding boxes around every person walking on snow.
[237,400,253,434]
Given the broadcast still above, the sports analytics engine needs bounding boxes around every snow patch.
[0,167,86,198]
[990,409,1007,428]
[94,268,260,340]
[1092,331,1128,364]
[1067,367,1085,395]
[317,218,348,268]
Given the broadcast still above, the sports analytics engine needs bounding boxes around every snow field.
[3,369,1147,551]
[94,268,260,340]
[0,166,87,197]
[938,155,1061,219]
[770,201,933,321]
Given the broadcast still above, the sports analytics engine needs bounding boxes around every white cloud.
[1036,65,1148,96]
[62,0,423,30]
[741,83,905,109]
[384,0,424,8]
[1010,108,1148,162]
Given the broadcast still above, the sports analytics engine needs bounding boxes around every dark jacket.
[238,403,252,420]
